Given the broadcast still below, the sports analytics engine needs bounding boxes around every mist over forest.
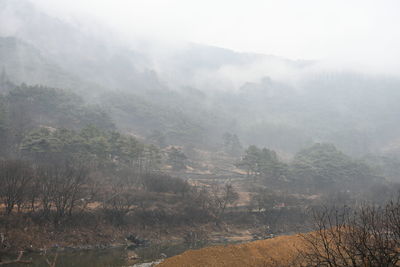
[1,0,400,266]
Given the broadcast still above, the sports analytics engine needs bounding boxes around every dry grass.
[159,234,306,267]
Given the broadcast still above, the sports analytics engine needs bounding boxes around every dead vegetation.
[160,198,400,267]
[159,234,304,267]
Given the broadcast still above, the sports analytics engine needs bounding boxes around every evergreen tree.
[167,147,187,171]
[222,132,243,155]
[291,143,381,192]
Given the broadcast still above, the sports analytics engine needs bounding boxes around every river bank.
[1,216,268,266]
[158,233,306,267]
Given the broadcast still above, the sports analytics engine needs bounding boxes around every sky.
[32,0,400,71]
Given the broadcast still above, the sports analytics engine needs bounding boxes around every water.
[5,248,126,267]
[5,242,197,267]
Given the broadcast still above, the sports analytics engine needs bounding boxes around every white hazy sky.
[33,0,400,70]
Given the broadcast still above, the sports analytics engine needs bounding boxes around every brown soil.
[159,234,307,267]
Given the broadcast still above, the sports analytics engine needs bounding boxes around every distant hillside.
[0,36,81,89]
[2,0,400,158]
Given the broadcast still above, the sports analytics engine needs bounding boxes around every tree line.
[236,143,383,193]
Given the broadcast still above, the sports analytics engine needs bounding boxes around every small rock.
[127,251,140,260]
[126,234,149,249]
[160,253,167,258]
[132,259,163,267]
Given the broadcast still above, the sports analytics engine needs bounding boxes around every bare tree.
[37,161,88,223]
[0,160,33,214]
[209,183,239,224]
[101,177,137,225]
[298,199,400,267]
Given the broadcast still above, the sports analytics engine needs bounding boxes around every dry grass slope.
[159,234,306,267]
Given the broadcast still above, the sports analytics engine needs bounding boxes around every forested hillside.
[2,0,400,158]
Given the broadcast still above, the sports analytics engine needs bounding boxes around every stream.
[5,242,204,267]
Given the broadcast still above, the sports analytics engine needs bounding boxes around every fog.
[1,0,400,155]
[30,0,400,74]
[3,1,400,265]
[1,0,400,91]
